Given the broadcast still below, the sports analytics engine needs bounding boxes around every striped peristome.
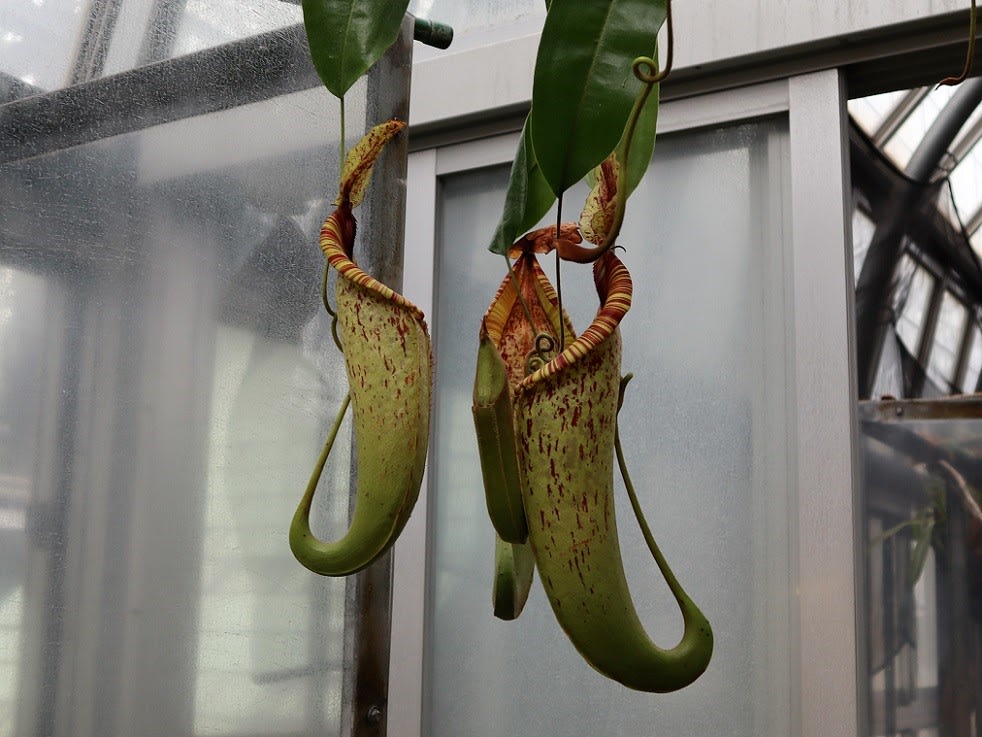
[517,251,632,390]
[319,207,426,323]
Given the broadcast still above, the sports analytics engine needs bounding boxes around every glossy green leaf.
[488,117,556,255]
[529,0,667,195]
[302,0,411,98]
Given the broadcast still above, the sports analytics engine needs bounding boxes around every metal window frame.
[391,69,861,737]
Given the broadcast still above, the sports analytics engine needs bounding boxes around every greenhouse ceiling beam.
[855,75,982,398]
[907,79,982,181]
[948,104,982,162]
[951,114,982,239]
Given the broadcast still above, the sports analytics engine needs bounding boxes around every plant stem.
[939,0,977,86]
[555,195,565,349]
[339,95,347,184]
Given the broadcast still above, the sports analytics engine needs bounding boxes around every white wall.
[675,0,966,67]
[410,0,971,130]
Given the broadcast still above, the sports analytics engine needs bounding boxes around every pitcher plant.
[290,120,432,576]
[475,214,712,690]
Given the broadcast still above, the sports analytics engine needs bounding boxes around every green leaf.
[302,0,411,98]
[529,0,667,196]
[488,118,557,255]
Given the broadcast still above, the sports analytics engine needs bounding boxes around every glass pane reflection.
[860,400,982,736]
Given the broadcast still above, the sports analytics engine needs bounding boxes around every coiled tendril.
[525,332,557,375]
[632,0,673,85]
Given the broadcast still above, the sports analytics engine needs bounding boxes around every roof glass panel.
[926,290,968,388]
[882,86,958,169]
[896,261,935,354]
[0,0,89,90]
[848,91,906,134]
[852,82,982,250]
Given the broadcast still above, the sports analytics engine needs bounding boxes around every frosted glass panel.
[171,0,302,58]
[0,0,88,90]
[427,121,793,736]
[0,22,410,737]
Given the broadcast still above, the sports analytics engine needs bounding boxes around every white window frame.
[389,67,861,737]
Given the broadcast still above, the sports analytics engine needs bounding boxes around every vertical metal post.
[881,538,898,737]
[343,17,413,737]
[938,485,974,737]
[788,69,864,737]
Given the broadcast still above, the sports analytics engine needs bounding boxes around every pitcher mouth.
[517,250,633,394]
